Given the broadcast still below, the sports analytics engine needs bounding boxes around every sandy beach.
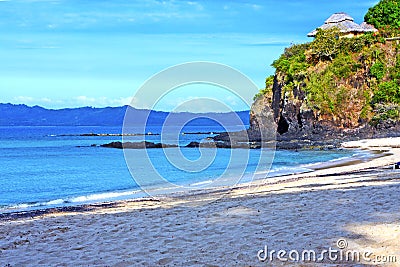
[1,137,400,266]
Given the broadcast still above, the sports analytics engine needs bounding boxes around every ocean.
[0,126,368,212]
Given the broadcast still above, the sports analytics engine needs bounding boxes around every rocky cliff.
[249,30,400,148]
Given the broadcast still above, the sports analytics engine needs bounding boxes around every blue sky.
[0,0,378,111]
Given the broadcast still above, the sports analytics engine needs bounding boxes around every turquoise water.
[0,126,364,212]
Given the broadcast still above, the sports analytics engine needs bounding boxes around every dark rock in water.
[212,89,277,145]
[185,140,262,149]
[186,141,201,148]
[101,141,124,149]
[76,144,99,148]
[81,133,101,136]
[102,140,265,150]
[185,141,228,148]
[186,141,231,148]
[101,141,178,149]
[274,140,340,150]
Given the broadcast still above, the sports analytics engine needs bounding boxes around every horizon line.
[0,102,250,114]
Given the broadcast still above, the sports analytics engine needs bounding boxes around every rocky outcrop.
[186,141,261,149]
[246,27,400,147]
[101,140,262,150]
[261,72,321,138]
[101,141,177,149]
[250,72,400,146]
[248,91,276,142]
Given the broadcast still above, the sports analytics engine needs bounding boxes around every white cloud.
[245,4,263,11]
[10,96,134,108]
[13,96,35,103]
[226,95,238,106]
[13,96,65,106]
[75,96,95,105]
[249,4,262,11]
[40,97,52,103]
[109,97,133,106]
[187,1,204,11]
[47,24,57,29]
[74,96,134,107]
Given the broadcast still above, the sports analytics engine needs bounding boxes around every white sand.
[1,137,400,266]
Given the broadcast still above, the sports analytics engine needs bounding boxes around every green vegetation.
[365,0,400,29]
[372,80,400,104]
[309,28,341,61]
[271,43,310,99]
[370,62,385,80]
[255,0,400,127]
[365,0,400,39]
[371,104,400,125]
[254,75,274,101]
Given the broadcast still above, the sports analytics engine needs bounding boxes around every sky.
[0,0,378,112]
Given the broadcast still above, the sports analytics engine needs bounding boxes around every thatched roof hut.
[308,12,377,38]
[360,22,379,32]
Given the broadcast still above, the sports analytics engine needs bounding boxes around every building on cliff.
[307,12,377,38]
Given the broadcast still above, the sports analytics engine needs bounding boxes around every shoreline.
[1,137,399,220]
[0,145,375,216]
[1,137,400,266]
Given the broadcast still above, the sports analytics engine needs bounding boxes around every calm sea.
[0,126,366,212]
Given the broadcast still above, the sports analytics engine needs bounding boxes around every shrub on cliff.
[308,28,376,63]
[370,62,385,81]
[254,0,400,128]
[309,28,341,61]
[372,80,400,104]
[364,0,400,29]
[268,43,310,100]
[254,75,274,101]
[272,43,310,80]
[256,32,400,127]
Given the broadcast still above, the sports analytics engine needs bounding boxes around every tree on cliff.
[364,0,400,29]
[255,4,400,131]
[309,28,340,61]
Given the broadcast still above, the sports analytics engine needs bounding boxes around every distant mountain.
[0,104,250,127]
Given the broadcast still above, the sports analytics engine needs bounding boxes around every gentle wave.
[301,150,374,171]
[301,155,354,168]
[1,189,146,213]
[2,151,371,213]
[0,125,369,214]
[266,166,313,177]
[189,180,214,187]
